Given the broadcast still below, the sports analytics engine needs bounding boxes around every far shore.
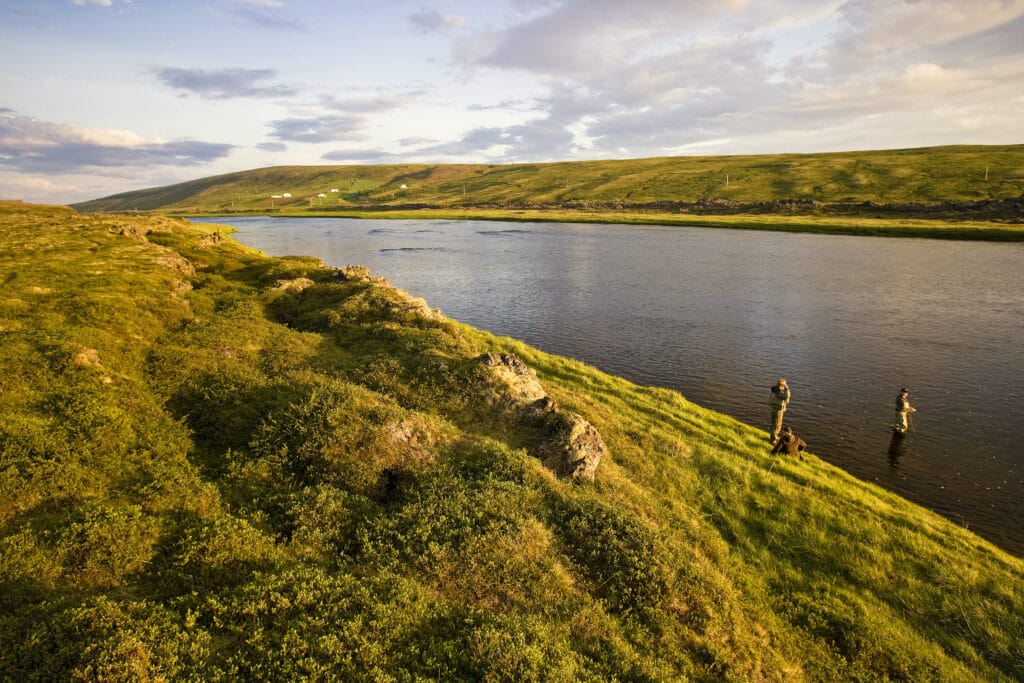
[174,207,1024,242]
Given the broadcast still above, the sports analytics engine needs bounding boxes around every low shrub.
[546,492,672,616]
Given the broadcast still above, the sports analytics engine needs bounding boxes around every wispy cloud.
[398,136,436,147]
[232,7,303,30]
[320,93,418,114]
[256,141,287,152]
[223,1,303,30]
[408,6,465,34]
[266,90,422,145]
[467,98,536,112]
[0,114,233,173]
[321,148,402,163]
[268,114,367,143]
[414,120,575,160]
[71,0,114,6]
[153,67,298,99]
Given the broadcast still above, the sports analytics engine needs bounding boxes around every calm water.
[196,216,1024,556]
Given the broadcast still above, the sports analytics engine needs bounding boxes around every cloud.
[414,120,575,161]
[0,114,234,174]
[267,90,422,144]
[445,1,804,158]
[320,93,418,113]
[268,114,367,143]
[415,126,508,156]
[467,98,536,112]
[321,148,403,163]
[153,67,298,99]
[454,33,788,159]
[321,120,571,164]
[398,136,436,147]
[234,9,303,30]
[0,171,83,203]
[408,7,465,34]
[473,0,726,77]
[71,0,114,6]
[256,141,287,152]
[898,63,973,94]
[439,0,1024,160]
[4,175,60,193]
[830,0,1024,60]
[226,1,303,31]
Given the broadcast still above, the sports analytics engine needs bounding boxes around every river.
[193,216,1024,556]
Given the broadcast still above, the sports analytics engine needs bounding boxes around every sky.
[1,0,1022,204]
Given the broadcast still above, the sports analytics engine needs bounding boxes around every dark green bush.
[546,493,672,616]
[285,485,379,561]
[248,378,437,494]
[170,369,275,455]
[57,504,159,588]
[2,596,209,682]
[778,586,945,682]
[188,568,453,681]
[159,516,282,594]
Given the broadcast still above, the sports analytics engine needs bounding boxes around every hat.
[899,387,908,393]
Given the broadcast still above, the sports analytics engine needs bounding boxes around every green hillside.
[2,201,1023,680]
[72,144,1024,215]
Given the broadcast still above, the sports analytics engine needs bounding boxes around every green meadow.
[2,200,1022,680]
[70,144,1024,240]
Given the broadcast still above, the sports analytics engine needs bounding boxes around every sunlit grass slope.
[71,144,1024,214]
[2,200,1022,680]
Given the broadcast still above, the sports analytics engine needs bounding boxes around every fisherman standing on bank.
[893,387,916,434]
[769,378,791,443]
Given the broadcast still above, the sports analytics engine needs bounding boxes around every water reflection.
[887,431,908,468]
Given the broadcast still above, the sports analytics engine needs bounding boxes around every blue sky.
[2,0,1022,203]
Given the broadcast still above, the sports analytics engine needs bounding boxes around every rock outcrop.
[273,277,315,294]
[541,412,607,484]
[480,352,548,406]
[479,352,606,483]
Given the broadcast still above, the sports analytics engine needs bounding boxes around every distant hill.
[72,144,1024,215]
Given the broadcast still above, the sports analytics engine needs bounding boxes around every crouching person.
[771,426,806,460]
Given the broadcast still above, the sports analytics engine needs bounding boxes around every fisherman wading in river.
[769,378,790,443]
[893,387,917,435]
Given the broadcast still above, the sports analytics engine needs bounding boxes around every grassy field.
[2,200,1023,680]
[71,144,1024,221]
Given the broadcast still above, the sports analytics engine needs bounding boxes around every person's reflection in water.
[887,431,908,468]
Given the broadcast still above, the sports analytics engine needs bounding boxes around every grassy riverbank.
[69,144,1024,241]
[225,206,1024,240]
[2,201,1023,680]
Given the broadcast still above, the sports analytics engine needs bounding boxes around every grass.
[2,200,1023,680]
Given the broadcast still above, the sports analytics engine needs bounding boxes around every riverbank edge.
[172,207,1024,241]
